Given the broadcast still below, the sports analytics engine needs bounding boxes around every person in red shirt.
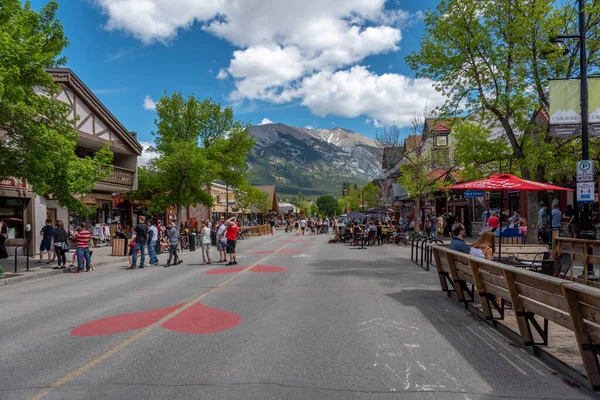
[225,214,239,266]
[487,211,500,232]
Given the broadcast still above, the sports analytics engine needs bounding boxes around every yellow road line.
[31,245,288,400]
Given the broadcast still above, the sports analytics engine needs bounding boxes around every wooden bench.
[430,243,600,391]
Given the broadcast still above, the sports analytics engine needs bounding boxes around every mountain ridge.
[247,123,383,196]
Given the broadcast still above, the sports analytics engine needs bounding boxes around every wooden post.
[562,284,600,390]
[585,242,589,285]
[503,269,534,344]
[446,253,465,303]
[570,241,575,280]
[469,259,494,320]
[433,248,449,293]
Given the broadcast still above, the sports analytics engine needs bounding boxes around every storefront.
[0,177,35,250]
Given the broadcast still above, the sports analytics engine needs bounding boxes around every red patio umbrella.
[445,174,573,258]
[445,174,574,192]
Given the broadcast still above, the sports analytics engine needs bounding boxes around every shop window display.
[0,198,25,238]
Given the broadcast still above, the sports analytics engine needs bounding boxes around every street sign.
[577,160,594,182]
[465,190,483,199]
[577,181,595,203]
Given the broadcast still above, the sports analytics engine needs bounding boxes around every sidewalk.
[0,244,130,287]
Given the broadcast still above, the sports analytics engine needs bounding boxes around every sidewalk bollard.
[14,245,30,273]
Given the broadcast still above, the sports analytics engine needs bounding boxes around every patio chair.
[552,253,572,279]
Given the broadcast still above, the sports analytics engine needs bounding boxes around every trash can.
[189,232,196,252]
[211,230,217,246]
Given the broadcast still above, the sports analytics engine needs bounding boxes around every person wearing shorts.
[38,219,54,264]
[225,215,239,266]
[216,219,227,262]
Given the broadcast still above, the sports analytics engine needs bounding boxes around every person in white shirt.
[300,218,307,235]
[216,219,228,263]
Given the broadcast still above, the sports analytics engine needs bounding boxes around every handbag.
[62,242,70,253]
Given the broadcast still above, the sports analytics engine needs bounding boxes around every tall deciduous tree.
[233,183,261,224]
[150,93,254,229]
[406,0,600,241]
[316,195,337,217]
[254,190,272,223]
[0,0,113,214]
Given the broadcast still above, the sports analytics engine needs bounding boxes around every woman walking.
[52,220,69,269]
[200,220,211,265]
[165,221,182,267]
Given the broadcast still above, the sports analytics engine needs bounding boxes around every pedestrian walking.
[74,222,92,273]
[147,219,159,266]
[165,221,182,267]
[430,214,438,239]
[200,220,211,264]
[52,220,69,269]
[225,214,239,266]
[127,216,148,270]
[216,219,227,262]
[37,219,54,265]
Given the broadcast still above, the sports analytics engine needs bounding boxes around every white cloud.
[138,141,158,166]
[290,66,445,126]
[96,1,436,127]
[216,68,228,80]
[305,125,314,129]
[142,95,157,110]
[259,118,273,125]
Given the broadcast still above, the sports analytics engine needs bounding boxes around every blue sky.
[32,0,442,147]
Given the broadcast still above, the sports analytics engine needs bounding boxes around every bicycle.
[179,234,189,251]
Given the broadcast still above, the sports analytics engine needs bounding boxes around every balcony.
[95,166,135,193]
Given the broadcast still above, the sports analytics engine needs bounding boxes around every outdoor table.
[351,233,367,250]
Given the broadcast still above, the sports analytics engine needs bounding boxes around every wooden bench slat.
[515,282,569,313]
[479,271,507,290]
[513,273,565,296]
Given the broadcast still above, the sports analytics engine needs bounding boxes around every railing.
[99,166,135,187]
[429,243,600,391]
[242,225,272,237]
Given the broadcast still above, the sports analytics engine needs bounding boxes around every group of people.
[125,214,241,269]
[286,217,331,235]
[34,219,95,272]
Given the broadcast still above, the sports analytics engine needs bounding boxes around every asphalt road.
[0,231,595,400]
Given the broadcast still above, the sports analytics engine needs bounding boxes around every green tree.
[309,202,319,217]
[0,0,113,215]
[361,183,380,209]
[254,190,272,223]
[126,167,166,215]
[406,0,600,241]
[150,93,254,228]
[233,183,261,224]
[316,195,337,217]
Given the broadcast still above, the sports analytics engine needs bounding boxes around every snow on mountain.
[247,123,383,196]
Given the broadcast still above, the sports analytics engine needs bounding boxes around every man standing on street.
[38,219,54,265]
[216,219,227,263]
[165,220,182,267]
[300,217,307,235]
[225,214,239,266]
[74,222,92,272]
[147,219,159,266]
[127,216,148,270]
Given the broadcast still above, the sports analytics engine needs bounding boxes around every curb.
[0,269,65,287]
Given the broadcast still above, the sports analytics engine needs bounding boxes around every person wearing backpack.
[52,220,69,269]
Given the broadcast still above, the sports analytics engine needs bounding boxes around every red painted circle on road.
[161,303,242,334]
[71,304,184,337]
[250,265,287,273]
[204,266,247,275]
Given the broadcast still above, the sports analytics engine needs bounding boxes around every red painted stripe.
[161,303,242,334]
[71,304,184,337]
[204,266,247,275]
[250,265,287,273]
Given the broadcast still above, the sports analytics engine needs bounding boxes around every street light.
[551,0,596,279]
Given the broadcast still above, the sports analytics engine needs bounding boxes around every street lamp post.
[553,0,596,279]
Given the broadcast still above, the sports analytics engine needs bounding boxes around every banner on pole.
[589,78,600,137]
[549,79,581,137]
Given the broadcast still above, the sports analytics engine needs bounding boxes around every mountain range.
[247,123,383,197]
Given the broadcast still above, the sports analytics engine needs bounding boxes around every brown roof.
[404,135,422,151]
[255,185,276,199]
[382,147,404,169]
[46,68,143,155]
[424,118,457,131]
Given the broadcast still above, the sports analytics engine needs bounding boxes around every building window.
[75,146,96,158]
[0,198,25,239]
[435,135,448,147]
